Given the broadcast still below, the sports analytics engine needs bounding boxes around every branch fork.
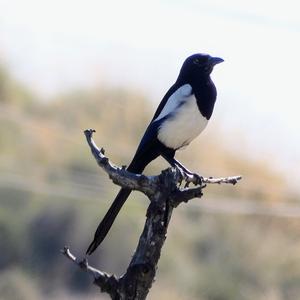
[62,129,242,299]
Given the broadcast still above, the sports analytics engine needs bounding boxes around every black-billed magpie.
[86,53,223,255]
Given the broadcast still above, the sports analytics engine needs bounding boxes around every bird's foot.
[191,172,204,185]
[175,166,203,187]
[184,172,204,188]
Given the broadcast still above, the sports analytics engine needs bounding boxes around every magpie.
[86,53,223,255]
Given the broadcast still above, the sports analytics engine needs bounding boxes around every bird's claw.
[175,166,203,187]
[184,173,203,187]
[192,173,204,186]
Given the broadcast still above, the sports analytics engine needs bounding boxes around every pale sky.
[1,0,300,181]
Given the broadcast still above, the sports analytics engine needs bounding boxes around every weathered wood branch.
[84,129,159,197]
[61,246,119,298]
[62,129,242,299]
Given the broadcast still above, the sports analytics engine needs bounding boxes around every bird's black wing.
[127,118,168,171]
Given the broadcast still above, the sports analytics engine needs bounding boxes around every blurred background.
[0,0,300,299]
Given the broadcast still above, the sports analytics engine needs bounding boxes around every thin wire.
[1,172,300,219]
[0,104,82,145]
[1,105,299,218]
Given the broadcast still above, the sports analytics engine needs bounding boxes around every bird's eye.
[193,59,200,65]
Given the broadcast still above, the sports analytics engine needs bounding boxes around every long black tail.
[86,158,149,255]
[86,188,132,255]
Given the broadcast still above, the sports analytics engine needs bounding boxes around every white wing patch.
[154,84,193,121]
[157,91,208,150]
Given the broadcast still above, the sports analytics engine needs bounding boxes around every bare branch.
[181,173,242,186]
[84,128,242,190]
[61,247,119,298]
[171,186,204,207]
[203,175,242,185]
[84,129,158,197]
[62,129,242,299]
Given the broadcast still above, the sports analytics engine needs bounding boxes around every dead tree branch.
[62,129,242,300]
[61,246,119,298]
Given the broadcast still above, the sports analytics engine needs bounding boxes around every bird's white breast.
[155,84,208,150]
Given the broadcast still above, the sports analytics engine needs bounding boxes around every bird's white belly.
[157,95,208,149]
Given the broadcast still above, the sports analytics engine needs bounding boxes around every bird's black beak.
[209,56,224,66]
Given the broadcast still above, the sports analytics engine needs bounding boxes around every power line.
[1,173,300,219]
[188,198,300,219]
[1,105,299,218]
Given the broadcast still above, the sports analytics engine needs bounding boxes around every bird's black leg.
[172,158,203,185]
[170,158,193,175]
[161,155,203,185]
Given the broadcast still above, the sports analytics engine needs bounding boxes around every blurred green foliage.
[0,63,300,300]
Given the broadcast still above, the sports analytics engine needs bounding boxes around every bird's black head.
[178,53,224,82]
